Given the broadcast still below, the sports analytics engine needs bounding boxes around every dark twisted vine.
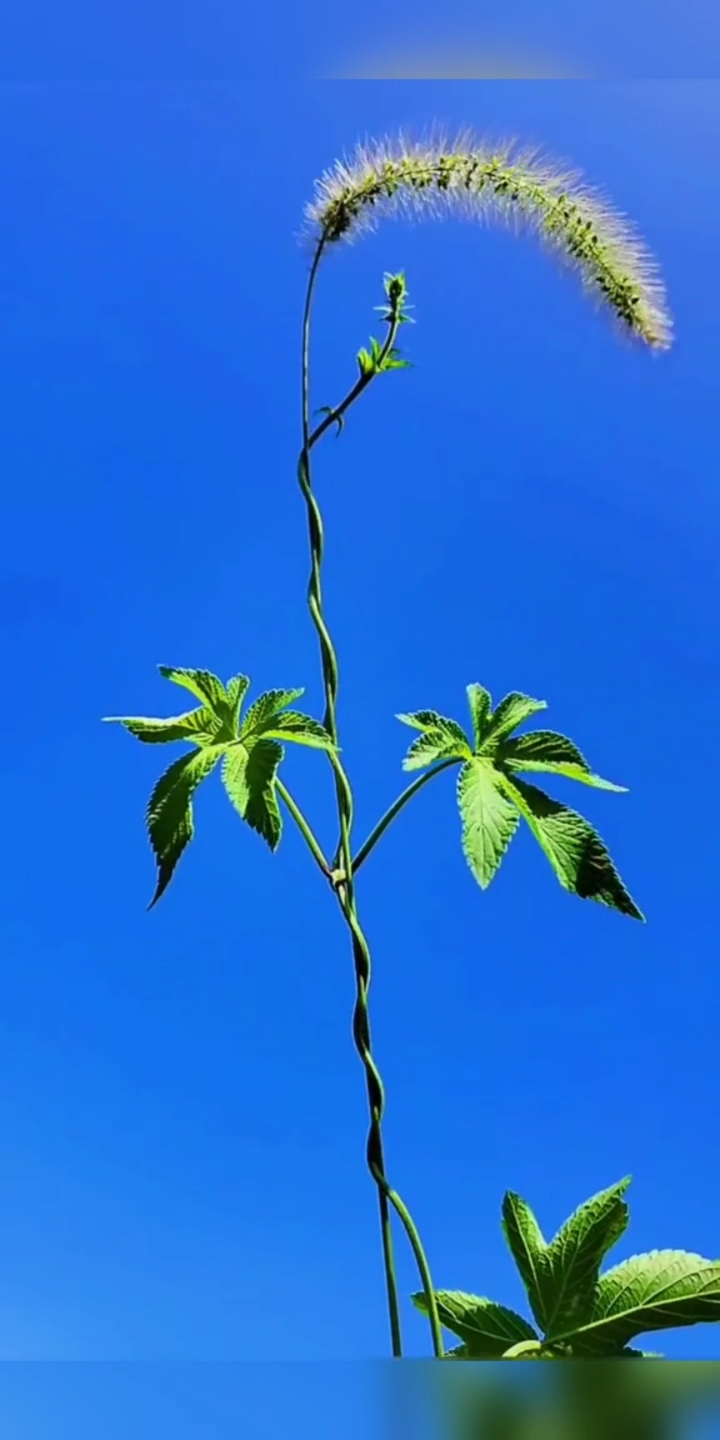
[296,239,444,1359]
[292,132,672,1361]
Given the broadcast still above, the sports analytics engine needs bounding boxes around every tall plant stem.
[297,241,443,1359]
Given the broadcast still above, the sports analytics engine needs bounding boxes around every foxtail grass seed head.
[303,129,672,350]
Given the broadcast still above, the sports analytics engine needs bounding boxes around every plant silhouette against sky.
[108,128,720,1359]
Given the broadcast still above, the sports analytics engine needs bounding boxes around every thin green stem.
[379,1185,444,1359]
[299,241,403,1359]
[308,300,402,451]
[296,242,445,1360]
[332,881,444,1359]
[275,777,331,877]
[350,760,461,877]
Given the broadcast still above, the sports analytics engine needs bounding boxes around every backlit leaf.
[412,1290,537,1359]
[222,738,283,850]
[221,743,250,820]
[500,773,644,919]
[397,710,470,771]
[501,1192,549,1332]
[224,674,251,733]
[466,683,492,748]
[259,711,336,751]
[241,688,305,737]
[540,1179,631,1339]
[158,666,230,717]
[562,1251,720,1354]
[103,708,219,745]
[244,738,284,850]
[397,709,469,743]
[457,758,520,887]
[401,731,468,772]
[480,692,548,751]
[146,744,225,906]
[499,729,626,792]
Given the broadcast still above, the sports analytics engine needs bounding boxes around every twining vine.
[103,129,720,1365]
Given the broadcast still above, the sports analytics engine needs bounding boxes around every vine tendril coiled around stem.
[296,239,444,1359]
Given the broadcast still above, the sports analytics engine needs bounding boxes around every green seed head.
[302,127,672,351]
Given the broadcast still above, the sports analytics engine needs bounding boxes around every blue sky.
[3,5,719,79]
[0,76,719,1411]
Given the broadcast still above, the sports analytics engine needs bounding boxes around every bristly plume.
[302,127,672,351]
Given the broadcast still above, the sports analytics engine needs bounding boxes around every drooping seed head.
[302,127,672,351]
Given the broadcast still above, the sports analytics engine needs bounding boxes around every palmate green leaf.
[559,1251,720,1354]
[394,683,641,919]
[102,707,219,745]
[146,744,225,907]
[537,1179,631,1340]
[479,691,548,751]
[499,773,644,919]
[457,759,520,887]
[111,670,329,906]
[397,709,471,772]
[499,729,627,792]
[222,738,283,851]
[412,1290,538,1359]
